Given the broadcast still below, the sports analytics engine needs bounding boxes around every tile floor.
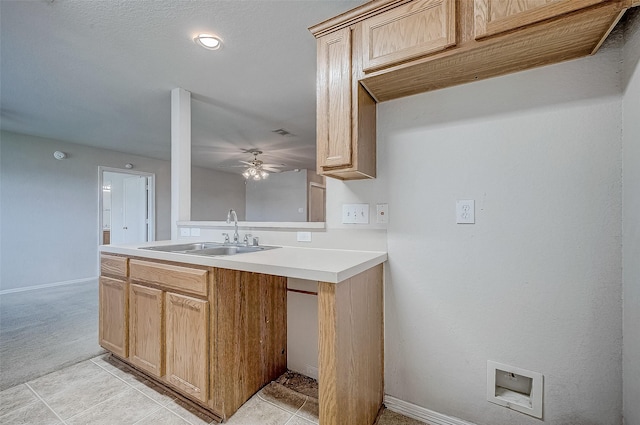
[0,354,424,425]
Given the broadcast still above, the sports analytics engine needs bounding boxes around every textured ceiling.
[0,0,365,172]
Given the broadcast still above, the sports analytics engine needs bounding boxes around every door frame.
[98,166,156,245]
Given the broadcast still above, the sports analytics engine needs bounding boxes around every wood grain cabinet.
[362,0,456,72]
[99,255,286,420]
[316,26,377,180]
[165,292,209,403]
[473,0,606,39]
[311,0,631,179]
[128,283,164,378]
[99,276,128,358]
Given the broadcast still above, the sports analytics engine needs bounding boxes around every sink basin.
[140,242,279,256]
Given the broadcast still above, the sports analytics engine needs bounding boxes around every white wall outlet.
[190,227,201,237]
[179,228,190,237]
[342,204,370,224]
[456,200,475,224]
[376,203,389,224]
[297,231,312,242]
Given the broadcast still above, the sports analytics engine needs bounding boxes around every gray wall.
[622,9,640,425]
[0,131,240,291]
[246,170,309,222]
[191,165,246,221]
[325,25,632,425]
[0,131,172,291]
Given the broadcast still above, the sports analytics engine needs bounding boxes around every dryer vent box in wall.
[487,361,543,419]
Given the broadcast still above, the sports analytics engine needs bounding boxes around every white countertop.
[99,241,387,283]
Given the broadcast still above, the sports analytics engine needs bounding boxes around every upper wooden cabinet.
[311,0,630,180]
[317,28,353,169]
[474,0,606,39]
[362,0,456,72]
[316,25,377,180]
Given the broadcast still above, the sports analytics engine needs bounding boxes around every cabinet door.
[317,27,352,169]
[99,276,128,358]
[362,0,456,72]
[474,0,605,39]
[165,292,209,403]
[129,284,164,378]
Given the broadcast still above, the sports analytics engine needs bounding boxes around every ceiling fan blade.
[262,163,286,168]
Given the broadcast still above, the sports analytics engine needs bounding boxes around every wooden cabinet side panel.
[214,269,287,418]
[129,284,164,378]
[130,259,208,297]
[165,292,209,403]
[362,0,456,72]
[99,276,128,358]
[317,28,353,170]
[474,0,605,39]
[318,265,384,425]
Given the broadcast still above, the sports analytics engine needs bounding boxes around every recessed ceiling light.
[194,34,222,50]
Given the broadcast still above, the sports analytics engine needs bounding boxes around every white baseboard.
[384,395,478,425]
[0,277,98,295]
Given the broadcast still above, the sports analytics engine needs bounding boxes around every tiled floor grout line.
[90,357,175,406]
[25,382,68,425]
[129,404,170,425]
[91,357,215,425]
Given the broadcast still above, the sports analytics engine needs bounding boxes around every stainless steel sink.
[139,242,278,256]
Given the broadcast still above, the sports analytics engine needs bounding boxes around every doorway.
[99,167,155,245]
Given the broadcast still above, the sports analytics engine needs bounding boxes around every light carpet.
[0,280,105,390]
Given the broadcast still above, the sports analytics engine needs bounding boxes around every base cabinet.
[98,276,128,358]
[165,292,209,403]
[129,284,164,377]
[98,255,286,420]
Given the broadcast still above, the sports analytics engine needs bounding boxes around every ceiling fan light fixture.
[194,34,222,50]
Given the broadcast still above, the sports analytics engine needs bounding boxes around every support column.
[171,87,191,239]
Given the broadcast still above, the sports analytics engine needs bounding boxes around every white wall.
[191,166,246,221]
[326,37,626,424]
[246,169,309,222]
[622,8,640,425]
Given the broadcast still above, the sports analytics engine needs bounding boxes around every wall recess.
[487,361,543,419]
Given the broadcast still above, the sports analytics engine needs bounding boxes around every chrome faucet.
[226,209,239,243]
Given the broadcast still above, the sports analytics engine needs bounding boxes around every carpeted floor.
[0,280,105,390]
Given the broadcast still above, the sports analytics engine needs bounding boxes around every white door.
[123,176,148,244]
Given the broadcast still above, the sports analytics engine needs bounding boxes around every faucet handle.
[243,234,252,246]
[222,233,230,243]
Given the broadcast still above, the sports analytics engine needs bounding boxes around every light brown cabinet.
[165,292,209,403]
[99,276,128,358]
[99,254,286,421]
[473,0,606,39]
[128,283,163,377]
[362,0,456,72]
[311,0,631,180]
[316,26,377,180]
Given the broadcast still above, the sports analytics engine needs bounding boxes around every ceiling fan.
[239,150,286,180]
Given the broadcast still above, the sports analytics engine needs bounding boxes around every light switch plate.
[190,228,201,237]
[179,228,190,237]
[342,204,370,224]
[456,200,475,224]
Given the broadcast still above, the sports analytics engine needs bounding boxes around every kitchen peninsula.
[99,241,387,424]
